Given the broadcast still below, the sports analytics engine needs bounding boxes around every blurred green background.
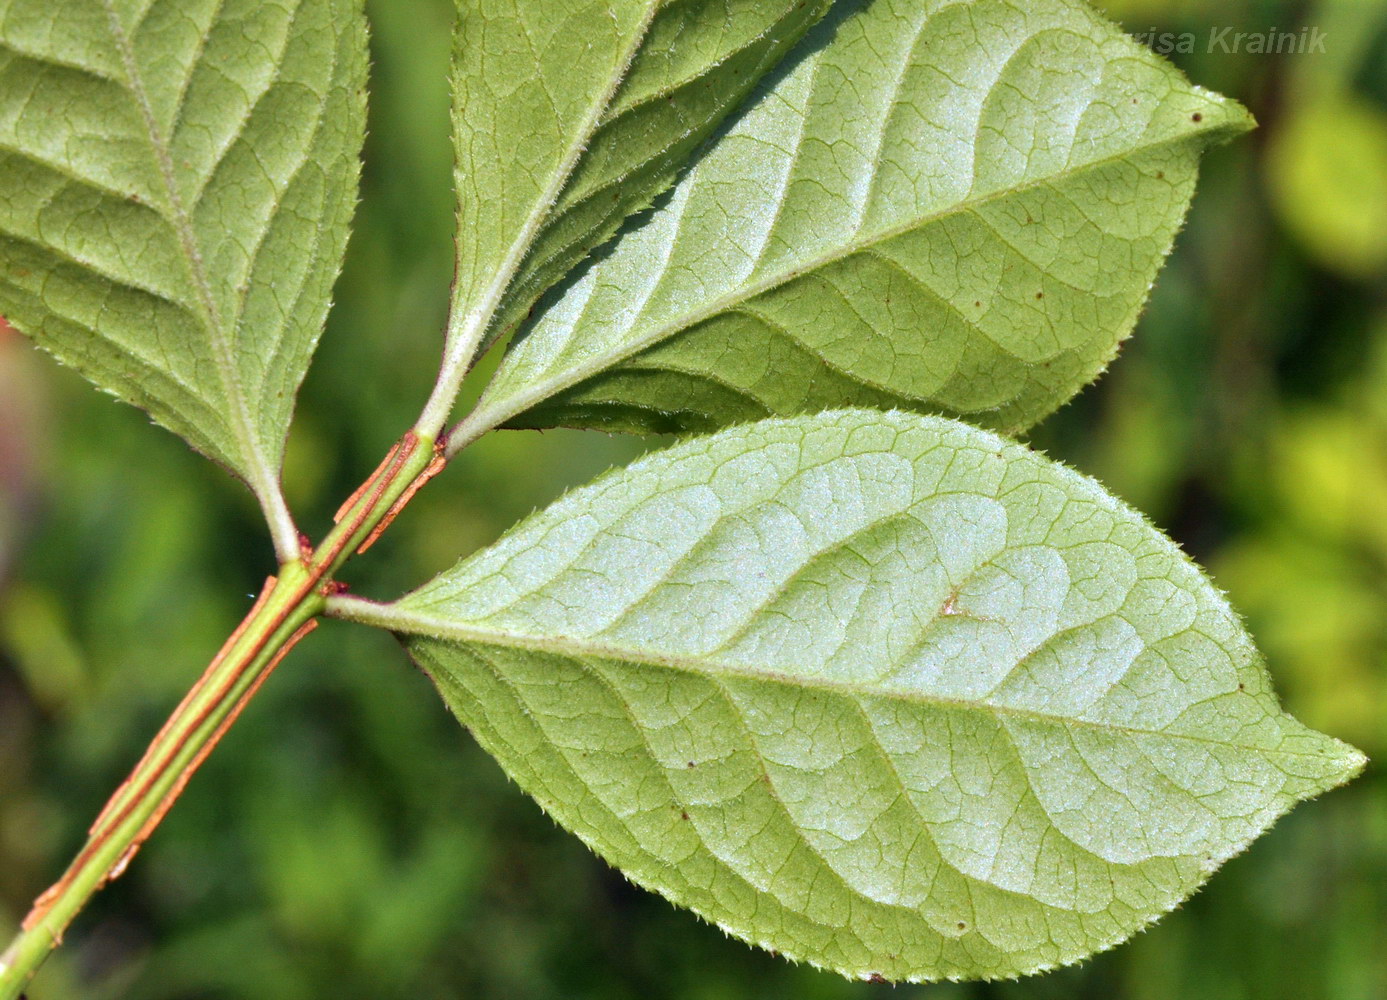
[2,0,1385,996]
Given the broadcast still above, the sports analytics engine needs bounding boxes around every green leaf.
[430,0,832,416]
[363,410,1362,983]
[459,0,1253,441]
[0,0,367,538]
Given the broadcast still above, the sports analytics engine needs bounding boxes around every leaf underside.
[448,0,833,362]
[0,0,1353,986]
[0,0,366,498]
[388,410,1363,983]
[471,0,1253,438]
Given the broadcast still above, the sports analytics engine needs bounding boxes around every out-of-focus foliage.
[1265,1,1387,278]
[0,1,1383,998]
[0,321,38,585]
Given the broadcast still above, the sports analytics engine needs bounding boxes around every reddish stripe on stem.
[110,618,320,880]
[87,577,281,836]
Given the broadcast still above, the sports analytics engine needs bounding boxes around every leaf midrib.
[100,0,275,490]
[438,2,666,381]
[470,118,1235,434]
[381,604,1326,759]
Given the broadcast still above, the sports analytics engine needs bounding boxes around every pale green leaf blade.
[0,0,366,519]
[437,0,831,395]
[368,410,1362,983]
[460,0,1254,441]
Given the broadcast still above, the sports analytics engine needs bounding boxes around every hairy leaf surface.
[377,410,1362,982]
[443,0,831,374]
[466,0,1253,439]
[0,0,366,509]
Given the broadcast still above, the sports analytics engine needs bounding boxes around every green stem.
[0,431,444,1000]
